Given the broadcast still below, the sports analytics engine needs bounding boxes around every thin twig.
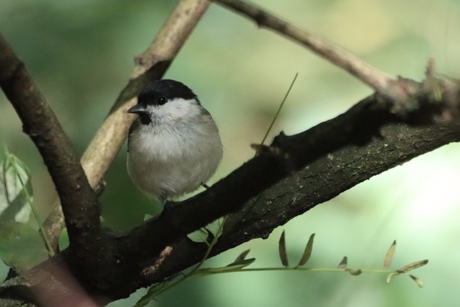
[215,0,403,100]
[84,0,211,191]
[2,87,460,304]
[260,72,298,147]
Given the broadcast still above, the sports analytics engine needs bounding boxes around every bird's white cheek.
[162,98,202,121]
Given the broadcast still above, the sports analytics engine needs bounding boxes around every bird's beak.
[127,104,147,114]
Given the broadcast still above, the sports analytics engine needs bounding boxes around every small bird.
[127,79,223,205]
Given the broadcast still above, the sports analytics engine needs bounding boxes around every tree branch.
[2,0,460,305]
[116,79,460,293]
[2,74,460,304]
[0,33,108,279]
[215,0,408,101]
[53,78,460,299]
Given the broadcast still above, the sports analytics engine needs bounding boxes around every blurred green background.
[2,0,460,306]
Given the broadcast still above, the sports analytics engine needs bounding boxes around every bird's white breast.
[127,98,223,201]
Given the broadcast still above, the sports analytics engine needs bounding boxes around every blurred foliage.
[1,0,460,306]
[0,147,49,272]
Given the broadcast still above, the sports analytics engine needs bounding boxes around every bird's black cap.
[137,79,198,107]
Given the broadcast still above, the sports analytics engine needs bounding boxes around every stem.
[260,72,298,146]
[236,267,393,274]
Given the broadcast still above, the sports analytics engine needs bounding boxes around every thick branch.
[99,78,459,298]
[0,33,109,282]
[2,76,460,304]
[141,108,460,285]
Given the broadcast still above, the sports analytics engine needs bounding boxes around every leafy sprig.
[0,145,53,272]
[136,227,428,306]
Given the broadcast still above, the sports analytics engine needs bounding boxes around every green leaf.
[0,222,48,272]
[187,227,210,243]
[384,240,396,269]
[278,230,289,267]
[396,259,429,273]
[0,151,48,270]
[386,272,398,284]
[187,217,225,244]
[347,268,362,276]
[0,154,32,225]
[338,256,348,269]
[234,249,251,263]
[135,282,167,307]
[224,258,256,271]
[297,233,315,267]
[1,151,54,256]
[409,274,424,288]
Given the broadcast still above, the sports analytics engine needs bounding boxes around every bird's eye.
[157,96,167,105]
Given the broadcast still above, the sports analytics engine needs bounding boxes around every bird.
[126,79,223,205]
